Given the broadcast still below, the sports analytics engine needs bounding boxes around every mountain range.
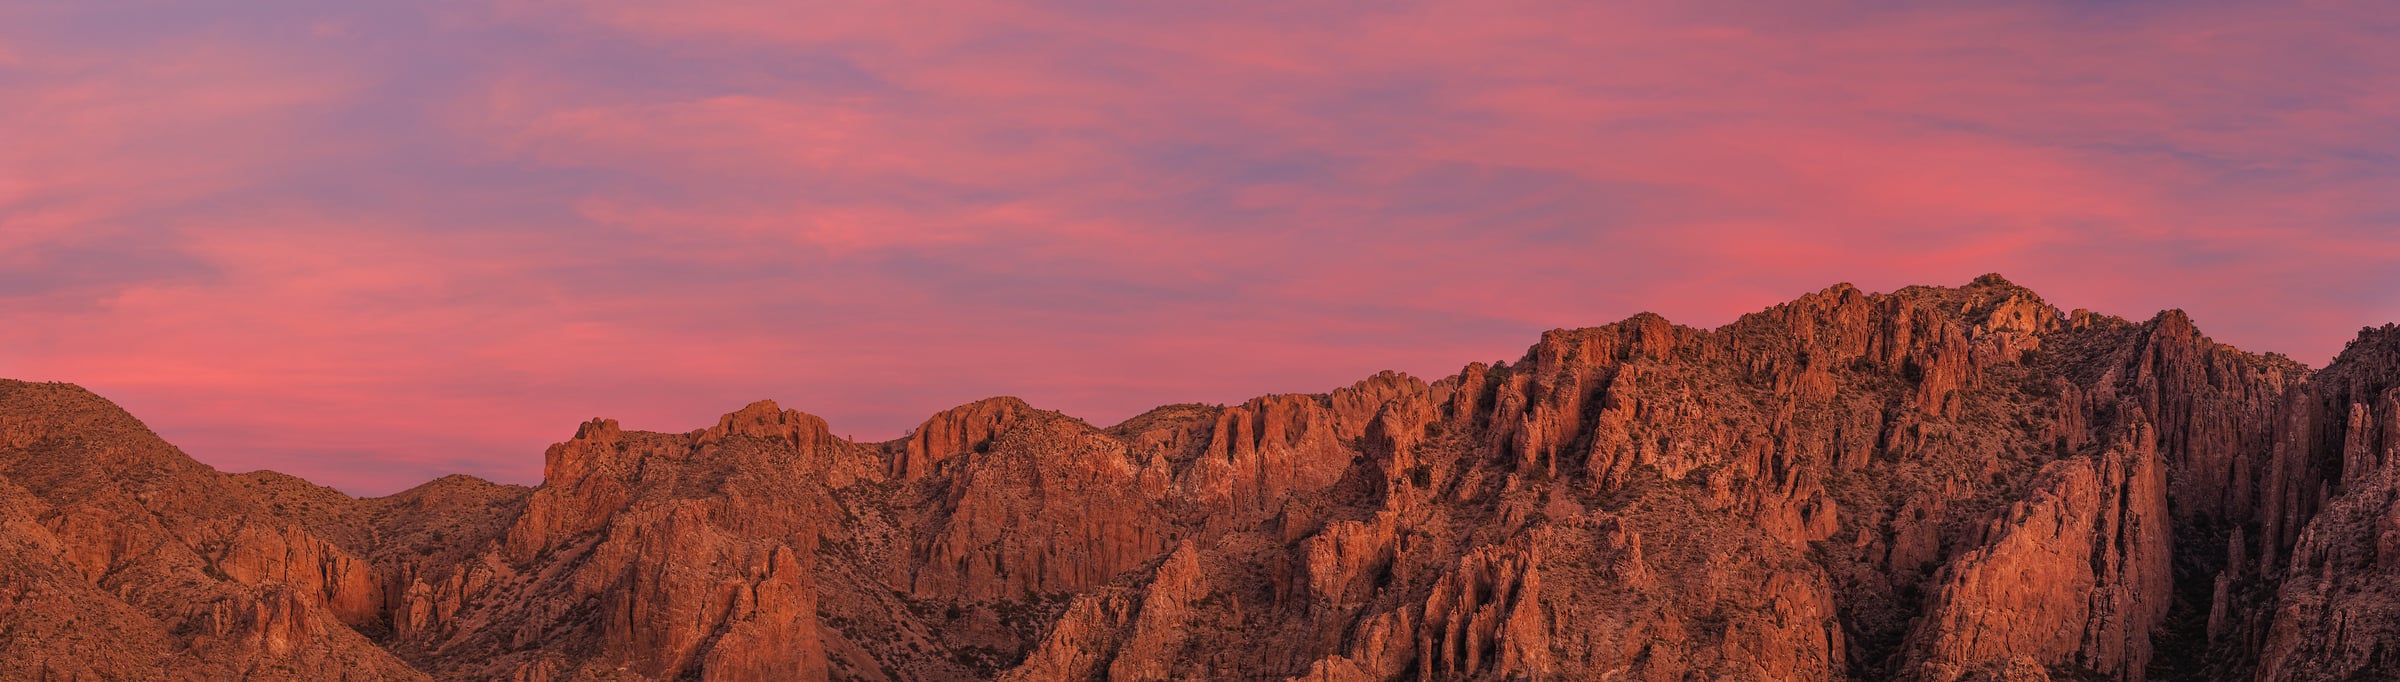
[5,274,2398,681]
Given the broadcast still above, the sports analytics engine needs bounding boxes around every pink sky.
[4,1,2396,494]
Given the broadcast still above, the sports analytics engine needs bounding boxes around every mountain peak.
[894,395,1043,480]
[703,398,836,446]
[8,276,2400,680]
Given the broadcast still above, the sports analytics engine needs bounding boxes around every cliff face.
[0,381,428,681]
[2252,326,2400,681]
[1,276,2394,681]
[1899,427,2171,681]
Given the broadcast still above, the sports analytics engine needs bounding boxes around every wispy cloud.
[3,0,2394,493]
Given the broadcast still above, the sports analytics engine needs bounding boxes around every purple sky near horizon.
[3,1,2397,495]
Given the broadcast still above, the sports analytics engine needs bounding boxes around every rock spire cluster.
[3,276,2395,680]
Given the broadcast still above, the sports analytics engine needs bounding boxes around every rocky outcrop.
[1414,542,1549,679]
[2251,325,2400,681]
[694,545,831,681]
[1901,424,2172,681]
[999,541,1210,681]
[387,400,862,680]
[1182,372,1428,517]
[1300,512,1403,614]
[911,410,1177,600]
[0,380,427,681]
[10,277,2400,682]
[896,397,1032,481]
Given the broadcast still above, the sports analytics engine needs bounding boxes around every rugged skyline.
[5,1,2398,493]
[6,275,2399,680]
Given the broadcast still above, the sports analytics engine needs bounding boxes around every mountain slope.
[0,380,425,680]
[2,275,2395,681]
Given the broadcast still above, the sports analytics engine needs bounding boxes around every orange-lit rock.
[6,278,2400,681]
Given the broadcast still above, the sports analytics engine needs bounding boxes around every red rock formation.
[2251,325,2400,681]
[1183,372,1428,517]
[0,380,427,681]
[1000,541,1211,681]
[392,399,865,680]
[1300,512,1402,614]
[911,410,1176,600]
[7,276,2400,682]
[1901,423,2172,681]
[697,545,831,681]
[1414,542,1549,679]
[896,397,1032,481]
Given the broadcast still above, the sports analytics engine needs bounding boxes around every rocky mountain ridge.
[4,274,2397,680]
